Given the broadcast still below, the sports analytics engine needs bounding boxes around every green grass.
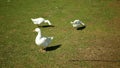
[0,0,120,68]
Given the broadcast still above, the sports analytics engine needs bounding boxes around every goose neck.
[37,31,41,38]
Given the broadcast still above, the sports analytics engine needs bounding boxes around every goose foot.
[39,48,46,53]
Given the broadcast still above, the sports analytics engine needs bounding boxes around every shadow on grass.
[38,25,55,28]
[76,26,86,30]
[44,44,61,51]
[69,59,120,62]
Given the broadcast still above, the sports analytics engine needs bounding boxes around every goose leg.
[39,47,46,53]
[39,48,43,52]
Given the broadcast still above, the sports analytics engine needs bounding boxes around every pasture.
[0,0,120,68]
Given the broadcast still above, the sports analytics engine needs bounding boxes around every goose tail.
[49,37,53,40]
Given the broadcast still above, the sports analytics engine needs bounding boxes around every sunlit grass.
[0,0,120,68]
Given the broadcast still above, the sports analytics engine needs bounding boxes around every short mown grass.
[0,0,120,68]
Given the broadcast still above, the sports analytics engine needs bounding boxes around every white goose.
[71,20,85,28]
[31,17,52,25]
[34,28,53,52]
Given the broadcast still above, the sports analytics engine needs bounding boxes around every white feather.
[31,17,52,25]
[34,28,53,47]
[71,20,85,28]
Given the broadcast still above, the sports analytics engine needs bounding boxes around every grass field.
[0,0,120,68]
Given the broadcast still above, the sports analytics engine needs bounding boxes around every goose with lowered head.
[71,20,85,28]
[31,17,52,25]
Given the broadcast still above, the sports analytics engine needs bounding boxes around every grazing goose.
[31,17,52,25]
[71,20,85,28]
[34,28,53,52]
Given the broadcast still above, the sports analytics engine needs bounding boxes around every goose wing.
[42,37,53,46]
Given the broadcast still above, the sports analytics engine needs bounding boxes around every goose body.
[31,17,52,25]
[34,28,53,47]
[71,20,85,28]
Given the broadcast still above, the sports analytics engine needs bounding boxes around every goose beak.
[33,30,35,32]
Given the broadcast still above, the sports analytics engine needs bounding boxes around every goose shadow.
[44,44,61,51]
[38,25,55,28]
[76,26,86,30]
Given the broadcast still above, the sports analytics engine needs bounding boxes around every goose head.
[34,28,40,32]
